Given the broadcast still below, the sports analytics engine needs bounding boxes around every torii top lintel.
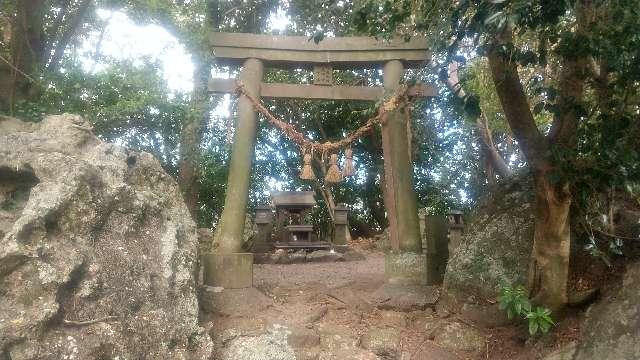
[210,32,431,69]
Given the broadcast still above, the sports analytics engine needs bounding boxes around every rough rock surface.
[434,321,486,354]
[459,303,511,327]
[443,173,534,304]
[359,327,400,358]
[370,283,440,312]
[573,262,640,360]
[221,324,296,360]
[200,286,273,316]
[0,115,212,359]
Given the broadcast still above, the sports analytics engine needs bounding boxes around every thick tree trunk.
[487,30,571,310]
[0,0,46,112]
[179,58,210,217]
[46,0,92,74]
[529,170,572,311]
[178,0,219,218]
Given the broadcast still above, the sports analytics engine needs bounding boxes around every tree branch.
[447,61,512,178]
[487,28,547,168]
[47,0,92,74]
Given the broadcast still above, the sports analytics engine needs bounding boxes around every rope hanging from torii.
[233,80,412,183]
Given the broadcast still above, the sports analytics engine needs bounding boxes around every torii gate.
[203,32,436,289]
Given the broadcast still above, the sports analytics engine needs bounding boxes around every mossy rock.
[443,172,534,305]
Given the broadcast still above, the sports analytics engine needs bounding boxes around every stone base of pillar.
[384,252,427,286]
[202,253,253,289]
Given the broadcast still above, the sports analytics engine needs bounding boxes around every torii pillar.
[203,33,435,289]
[203,58,263,289]
[381,60,426,285]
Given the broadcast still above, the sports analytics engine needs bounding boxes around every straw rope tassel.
[342,148,355,177]
[325,154,343,183]
[300,153,315,180]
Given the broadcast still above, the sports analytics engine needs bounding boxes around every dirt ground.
[205,249,583,360]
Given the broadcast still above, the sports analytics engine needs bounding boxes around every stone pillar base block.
[202,253,253,289]
[385,252,427,285]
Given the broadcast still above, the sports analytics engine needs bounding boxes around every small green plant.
[498,284,555,336]
[525,306,554,335]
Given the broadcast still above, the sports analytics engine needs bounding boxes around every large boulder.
[443,173,534,305]
[573,262,640,359]
[0,115,212,359]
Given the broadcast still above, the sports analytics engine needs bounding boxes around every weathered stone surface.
[221,324,296,360]
[370,283,439,312]
[215,317,267,345]
[201,286,273,316]
[460,303,511,327]
[289,251,309,263]
[423,318,445,339]
[0,115,212,359]
[327,287,374,313]
[376,311,407,328]
[385,253,427,285]
[317,323,359,352]
[359,327,400,358]
[307,250,345,262]
[444,173,534,304]
[296,347,321,360]
[573,262,640,360]
[434,322,486,354]
[319,349,380,360]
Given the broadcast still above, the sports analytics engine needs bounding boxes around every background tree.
[354,0,640,311]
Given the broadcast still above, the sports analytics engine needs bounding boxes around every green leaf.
[529,320,539,335]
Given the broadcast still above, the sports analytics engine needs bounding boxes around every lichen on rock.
[443,173,535,305]
[573,262,640,360]
[0,114,212,359]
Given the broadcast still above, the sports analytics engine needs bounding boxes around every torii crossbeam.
[204,32,437,290]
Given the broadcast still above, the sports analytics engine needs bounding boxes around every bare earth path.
[207,251,470,360]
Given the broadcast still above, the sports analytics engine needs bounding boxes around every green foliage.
[498,284,531,320]
[498,284,554,336]
[525,306,554,335]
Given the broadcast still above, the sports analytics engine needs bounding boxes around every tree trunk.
[487,29,571,311]
[0,0,46,112]
[528,170,572,311]
[178,0,219,218]
[445,62,512,180]
[179,57,210,217]
[46,0,92,74]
